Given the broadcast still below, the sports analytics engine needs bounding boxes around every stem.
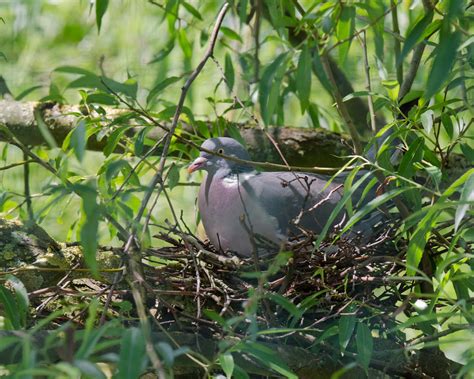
[391,0,403,84]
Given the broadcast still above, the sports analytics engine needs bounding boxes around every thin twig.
[359,31,377,134]
[391,0,403,84]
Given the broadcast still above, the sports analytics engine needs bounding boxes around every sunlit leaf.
[259,52,288,125]
[336,4,355,64]
[454,172,474,232]
[178,28,192,58]
[70,120,87,162]
[397,11,433,67]
[219,353,235,379]
[424,23,461,99]
[296,44,311,113]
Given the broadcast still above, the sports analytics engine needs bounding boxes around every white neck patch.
[222,171,258,187]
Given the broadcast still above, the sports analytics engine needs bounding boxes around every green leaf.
[70,120,87,162]
[86,92,118,105]
[75,183,100,275]
[95,0,109,33]
[460,143,474,163]
[339,307,356,354]
[0,285,21,329]
[238,342,298,379]
[259,53,288,125]
[116,328,148,379]
[398,137,424,178]
[219,353,235,379]
[224,53,235,92]
[178,28,192,58]
[454,172,474,232]
[134,126,154,156]
[103,125,133,156]
[181,1,203,20]
[296,44,311,113]
[6,275,29,328]
[54,65,96,76]
[336,5,355,64]
[149,39,175,64]
[34,109,58,149]
[356,322,373,371]
[397,11,433,67]
[15,85,42,101]
[424,23,461,99]
[406,168,474,275]
[220,26,243,43]
[312,45,332,93]
[382,80,400,102]
[147,76,182,104]
[166,164,180,190]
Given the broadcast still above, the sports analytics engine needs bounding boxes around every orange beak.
[187,157,208,174]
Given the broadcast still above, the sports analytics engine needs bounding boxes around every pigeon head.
[188,137,252,177]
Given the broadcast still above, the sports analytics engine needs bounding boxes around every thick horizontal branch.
[0,100,352,167]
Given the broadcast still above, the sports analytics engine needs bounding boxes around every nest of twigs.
[138,223,403,333]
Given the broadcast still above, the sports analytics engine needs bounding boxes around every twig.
[121,5,231,378]
[359,31,377,134]
[0,160,34,171]
[398,1,435,101]
[320,53,363,154]
[23,152,34,220]
[325,3,396,53]
[391,0,403,84]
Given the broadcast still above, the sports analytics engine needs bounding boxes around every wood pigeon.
[188,137,384,257]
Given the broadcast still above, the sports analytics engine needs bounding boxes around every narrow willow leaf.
[312,45,332,93]
[95,0,109,33]
[7,275,29,328]
[219,353,235,379]
[116,328,148,379]
[424,23,461,99]
[407,168,474,275]
[339,309,356,354]
[356,322,373,370]
[398,137,424,178]
[34,109,58,149]
[149,39,175,64]
[224,53,235,92]
[0,285,21,329]
[181,1,202,20]
[336,5,355,64]
[147,76,182,104]
[296,44,311,113]
[397,11,433,67]
[70,120,87,162]
[178,28,192,58]
[238,342,298,379]
[454,172,474,232]
[75,184,100,275]
[220,26,243,43]
[259,52,288,125]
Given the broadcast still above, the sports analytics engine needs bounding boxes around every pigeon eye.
[217,148,224,154]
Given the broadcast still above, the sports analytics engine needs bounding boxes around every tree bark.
[0,100,352,168]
